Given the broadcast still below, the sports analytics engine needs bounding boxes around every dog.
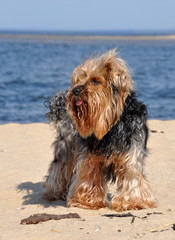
[43,49,156,211]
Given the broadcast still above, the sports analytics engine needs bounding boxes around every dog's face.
[66,49,133,139]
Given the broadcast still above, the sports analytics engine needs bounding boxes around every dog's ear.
[71,66,81,86]
[113,72,133,101]
[105,60,133,102]
[100,56,114,81]
[100,50,133,99]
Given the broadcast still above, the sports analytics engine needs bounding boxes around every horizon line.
[0,28,175,33]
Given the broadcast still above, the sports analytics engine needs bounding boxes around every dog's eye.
[91,78,99,85]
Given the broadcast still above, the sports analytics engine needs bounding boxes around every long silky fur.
[43,49,156,210]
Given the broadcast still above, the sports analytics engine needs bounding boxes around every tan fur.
[67,49,133,139]
[44,142,78,201]
[44,49,156,211]
[67,153,107,209]
[110,148,156,211]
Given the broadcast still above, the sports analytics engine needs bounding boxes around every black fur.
[80,92,148,156]
[45,91,148,183]
[45,91,77,164]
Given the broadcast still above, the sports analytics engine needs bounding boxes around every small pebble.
[167,208,171,212]
[0,149,7,152]
[16,207,25,211]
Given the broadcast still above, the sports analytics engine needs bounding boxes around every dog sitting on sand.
[43,49,156,211]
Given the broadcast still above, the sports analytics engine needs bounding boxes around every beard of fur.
[66,89,93,137]
[67,87,124,140]
[91,88,124,139]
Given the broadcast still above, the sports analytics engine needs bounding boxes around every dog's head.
[66,49,133,139]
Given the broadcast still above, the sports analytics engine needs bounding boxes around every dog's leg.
[67,154,107,209]
[44,157,75,201]
[111,146,156,211]
[43,123,77,201]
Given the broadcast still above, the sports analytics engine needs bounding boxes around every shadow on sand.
[17,181,66,208]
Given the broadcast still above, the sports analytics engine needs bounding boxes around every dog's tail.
[44,90,68,125]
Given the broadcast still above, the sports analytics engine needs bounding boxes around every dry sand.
[0,120,175,240]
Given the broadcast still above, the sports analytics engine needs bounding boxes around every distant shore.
[0,33,175,41]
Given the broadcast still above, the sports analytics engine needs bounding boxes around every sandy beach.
[0,120,175,239]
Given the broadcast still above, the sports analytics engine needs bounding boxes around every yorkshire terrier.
[43,49,156,211]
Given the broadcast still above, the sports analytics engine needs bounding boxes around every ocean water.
[0,34,175,123]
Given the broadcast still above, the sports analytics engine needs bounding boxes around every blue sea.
[0,32,175,123]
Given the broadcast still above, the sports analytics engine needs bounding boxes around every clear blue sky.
[0,0,175,32]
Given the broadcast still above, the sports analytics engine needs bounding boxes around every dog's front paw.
[67,195,106,210]
[111,196,157,211]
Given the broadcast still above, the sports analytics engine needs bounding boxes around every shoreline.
[0,33,175,41]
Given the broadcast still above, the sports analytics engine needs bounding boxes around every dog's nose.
[73,86,83,96]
